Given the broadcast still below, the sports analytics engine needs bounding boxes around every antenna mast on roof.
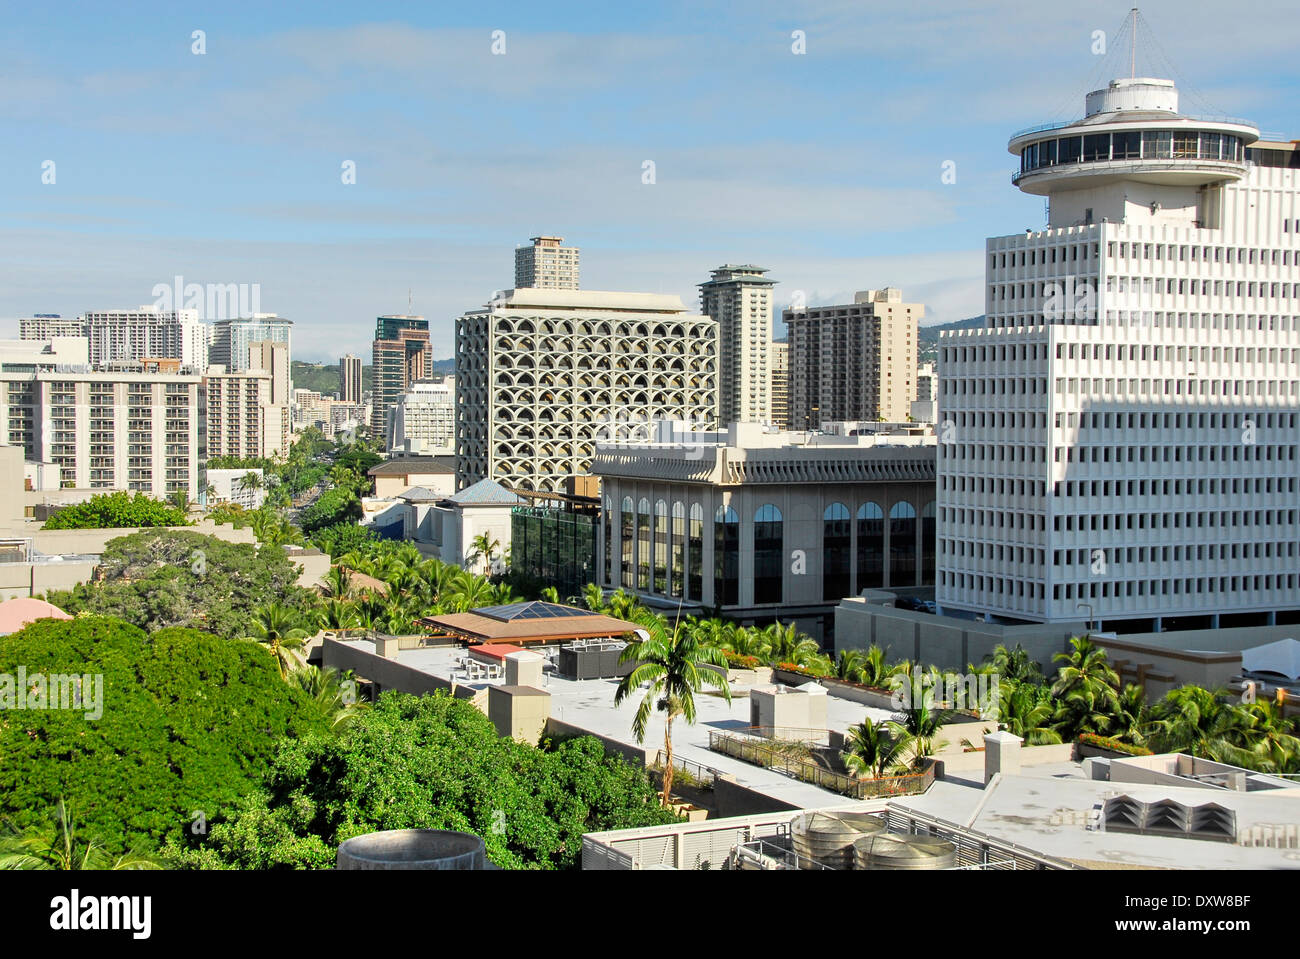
[1130,7,1138,78]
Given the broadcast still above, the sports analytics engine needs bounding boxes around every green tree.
[43,491,191,530]
[988,643,1045,685]
[467,533,501,576]
[614,617,731,806]
[1050,636,1121,739]
[994,681,1063,745]
[886,702,948,768]
[164,692,676,870]
[840,721,908,779]
[0,800,162,870]
[44,530,318,640]
[0,618,327,857]
[246,603,311,679]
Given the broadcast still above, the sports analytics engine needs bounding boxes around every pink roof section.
[0,598,73,635]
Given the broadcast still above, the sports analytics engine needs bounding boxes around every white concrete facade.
[386,378,455,454]
[937,76,1300,628]
[455,288,719,493]
[85,308,209,373]
[700,265,775,427]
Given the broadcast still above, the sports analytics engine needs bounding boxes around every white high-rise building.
[937,75,1300,631]
[85,307,210,372]
[386,378,455,454]
[699,265,775,426]
[210,315,292,374]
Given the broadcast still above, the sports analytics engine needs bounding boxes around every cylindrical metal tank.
[790,811,887,870]
[853,832,958,870]
[336,829,487,870]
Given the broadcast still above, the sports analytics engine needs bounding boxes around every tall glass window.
[1083,133,1110,162]
[823,502,852,600]
[753,504,783,603]
[921,500,937,586]
[637,497,650,590]
[856,501,884,591]
[603,495,613,586]
[620,496,634,588]
[1113,131,1141,159]
[889,501,917,588]
[688,503,703,601]
[670,502,685,598]
[653,499,668,594]
[1059,136,1082,164]
[714,505,739,607]
[1142,130,1172,159]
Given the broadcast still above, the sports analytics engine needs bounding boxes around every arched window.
[688,504,704,600]
[823,502,851,600]
[754,504,783,603]
[714,505,739,606]
[653,500,669,594]
[856,502,884,592]
[890,501,917,588]
[670,502,686,598]
[637,497,651,590]
[620,496,634,588]
[921,500,937,586]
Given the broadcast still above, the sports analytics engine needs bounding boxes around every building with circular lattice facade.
[455,288,719,493]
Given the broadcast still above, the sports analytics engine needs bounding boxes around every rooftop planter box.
[1077,733,1152,759]
[773,666,897,709]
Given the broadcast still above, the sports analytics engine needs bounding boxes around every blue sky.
[1,0,1296,361]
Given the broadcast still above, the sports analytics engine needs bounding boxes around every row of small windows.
[1110,242,1300,266]
[1057,443,1293,464]
[1052,377,1300,398]
[1054,477,1298,499]
[941,572,1045,602]
[938,508,1046,532]
[1056,541,1298,567]
[941,343,1048,364]
[942,445,1047,465]
[1053,508,1297,533]
[991,245,1095,270]
[991,279,1299,301]
[1055,411,1296,431]
[944,377,1048,396]
[1019,130,1244,175]
[1054,575,1299,602]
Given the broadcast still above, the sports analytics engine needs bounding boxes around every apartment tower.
[699,265,776,426]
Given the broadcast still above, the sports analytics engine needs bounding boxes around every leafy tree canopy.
[44,530,318,639]
[166,692,676,870]
[43,491,191,530]
[0,617,328,857]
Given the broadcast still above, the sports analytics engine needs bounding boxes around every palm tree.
[203,482,218,504]
[614,617,731,807]
[762,622,824,669]
[323,565,354,600]
[1146,686,1272,769]
[466,533,501,575]
[833,648,866,682]
[856,645,901,689]
[246,603,310,679]
[582,583,608,614]
[1050,636,1121,739]
[447,573,494,612]
[886,701,948,769]
[319,598,360,631]
[539,586,560,603]
[168,489,194,513]
[1110,683,1150,747]
[1241,699,1300,773]
[241,471,263,494]
[987,643,1045,685]
[994,681,1063,745]
[0,800,161,870]
[841,720,908,779]
[291,666,367,730]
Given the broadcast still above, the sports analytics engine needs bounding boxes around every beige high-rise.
[514,236,580,290]
[699,265,776,426]
[769,340,790,429]
[785,288,922,428]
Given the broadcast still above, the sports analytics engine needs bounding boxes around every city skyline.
[3,1,1298,361]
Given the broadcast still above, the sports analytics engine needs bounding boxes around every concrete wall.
[935,742,1075,774]
[321,638,478,701]
[0,447,25,524]
[544,716,655,768]
[0,561,97,600]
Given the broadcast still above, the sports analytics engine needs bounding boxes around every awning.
[1241,638,1300,681]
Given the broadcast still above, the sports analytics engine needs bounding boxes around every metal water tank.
[790,811,887,870]
[853,832,958,870]
[336,829,487,870]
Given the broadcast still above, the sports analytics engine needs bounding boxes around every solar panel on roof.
[475,601,589,622]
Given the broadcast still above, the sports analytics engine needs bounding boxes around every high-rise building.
[769,340,790,430]
[19,315,86,340]
[916,362,937,403]
[386,378,455,454]
[371,315,433,435]
[456,287,718,492]
[340,353,363,404]
[937,75,1300,630]
[699,265,775,426]
[203,366,288,461]
[0,340,200,498]
[248,340,291,407]
[209,315,292,373]
[85,308,210,372]
[514,236,580,289]
[785,288,922,429]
